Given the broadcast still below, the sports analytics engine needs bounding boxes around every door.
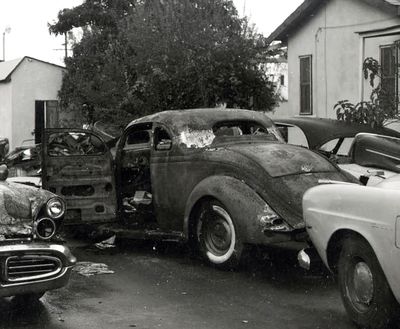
[35,100,60,144]
[42,128,117,225]
[34,101,45,144]
[114,123,154,226]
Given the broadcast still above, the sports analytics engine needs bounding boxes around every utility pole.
[53,32,72,62]
[2,27,11,61]
[64,32,68,60]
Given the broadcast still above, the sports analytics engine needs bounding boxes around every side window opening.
[123,123,152,149]
[120,124,153,221]
[213,121,278,140]
[319,137,354,156]
[154,127,172,151]
[277,125,309,148]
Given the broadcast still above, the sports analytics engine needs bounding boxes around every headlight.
[35,217,56,240]
[46,197,65,219]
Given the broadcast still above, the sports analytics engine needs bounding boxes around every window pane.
[300,56,312,114]
[380,45,397,98]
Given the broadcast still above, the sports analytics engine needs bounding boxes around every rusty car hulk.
[42,109,357,268]
[0,164,76,300]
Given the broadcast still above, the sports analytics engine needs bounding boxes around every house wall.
[276,0,400,119]
[0,83,12,142]
[10,58,64,148]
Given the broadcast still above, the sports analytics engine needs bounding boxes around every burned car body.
[42,129,117,226]
[107,108,355,267]
[40,109,356,267]
[0,165,76,299]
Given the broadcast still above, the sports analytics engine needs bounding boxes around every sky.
[0,0,303,66]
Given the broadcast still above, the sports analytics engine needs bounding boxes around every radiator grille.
[5,255,62,282]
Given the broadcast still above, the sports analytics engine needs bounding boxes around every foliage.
[50,0,276,126]
[335,56,399,128]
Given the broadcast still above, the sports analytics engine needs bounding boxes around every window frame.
[380,43,399,112]
[299,55,313,115]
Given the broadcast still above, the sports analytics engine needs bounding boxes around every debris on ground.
[73,261,115,277]
[123,191,152,213]
[95,234,116,250]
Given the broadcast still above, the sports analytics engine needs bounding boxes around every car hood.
[0,181,53,238]
[223,143,354,229]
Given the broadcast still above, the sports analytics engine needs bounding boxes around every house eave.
[266,0,325,44]
[266,0,400,45]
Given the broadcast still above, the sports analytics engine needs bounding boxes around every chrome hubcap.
[352,262,374,305]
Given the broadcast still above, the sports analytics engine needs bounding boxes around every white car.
[300,177,400,329]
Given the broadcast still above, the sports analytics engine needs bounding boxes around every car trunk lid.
[226,143,353,229]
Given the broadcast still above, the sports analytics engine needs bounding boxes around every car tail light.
[258,204,292,233]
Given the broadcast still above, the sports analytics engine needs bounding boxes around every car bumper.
[297,247,321,271]
[0,242,76,298]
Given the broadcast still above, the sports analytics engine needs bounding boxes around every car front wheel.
[338,236,399,329]
[196,200,243,269]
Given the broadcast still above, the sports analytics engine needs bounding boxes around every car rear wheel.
[196,200,243,269]
[338,236,399,329]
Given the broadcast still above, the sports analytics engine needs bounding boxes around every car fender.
[183,175,270,244]
[303,184,400,302]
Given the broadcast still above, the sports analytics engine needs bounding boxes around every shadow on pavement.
[0,296,64,329]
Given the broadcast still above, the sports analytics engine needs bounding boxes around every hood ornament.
[301,163,313,173]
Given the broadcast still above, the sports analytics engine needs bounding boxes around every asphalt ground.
[0,239,356,329]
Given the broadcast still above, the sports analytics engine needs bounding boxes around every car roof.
[126,108,275,134]
[274,117,400,149]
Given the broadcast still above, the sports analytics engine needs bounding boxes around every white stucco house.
[266,0,400,122]
[0,56,65,149]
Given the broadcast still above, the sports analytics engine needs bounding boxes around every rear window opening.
[213,121,277,137]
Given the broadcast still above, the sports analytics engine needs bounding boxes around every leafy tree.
[49,0,276,126]
[335,56,399,128]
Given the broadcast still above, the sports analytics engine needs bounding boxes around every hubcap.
[202,207,233,256]
[352,261,374,306]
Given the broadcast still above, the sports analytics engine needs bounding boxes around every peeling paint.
[179,128,216,149]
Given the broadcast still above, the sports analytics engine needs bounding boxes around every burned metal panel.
[0,182,52,239]
[151,138,354,232]
[42,129,117,225]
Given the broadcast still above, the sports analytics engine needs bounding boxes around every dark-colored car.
[42,109,357,267]
[0,165,76,300]
[274,117,400,184]
[274,117,400,157]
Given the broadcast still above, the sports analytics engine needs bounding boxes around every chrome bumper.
[297,247,320,270]
[0,243,76,298]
